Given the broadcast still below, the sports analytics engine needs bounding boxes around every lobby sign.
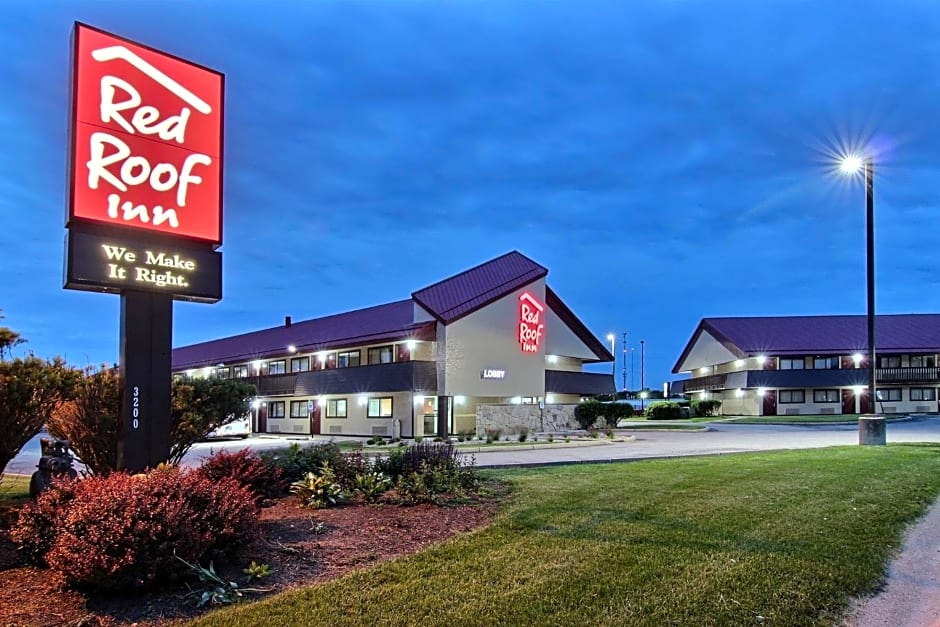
[66,230,221,302]
[68,22,224,245]
[518,292,545,354]
[481,369,506,380]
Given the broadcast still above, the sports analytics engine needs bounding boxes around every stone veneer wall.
[476,403,579,434]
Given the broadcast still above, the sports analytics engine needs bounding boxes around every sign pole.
[118,291,173,472]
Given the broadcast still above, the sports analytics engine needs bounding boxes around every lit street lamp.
[840,153,884,445]
[606,333,616,381]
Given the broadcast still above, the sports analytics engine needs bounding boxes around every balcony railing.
[251,373,298,396]
[681,373,729,392]
[876,367,940,384]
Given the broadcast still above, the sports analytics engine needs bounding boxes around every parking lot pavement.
[8,417,940,476]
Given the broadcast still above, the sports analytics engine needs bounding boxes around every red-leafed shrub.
[196,449,288,503]
[9,477,78,566]
[11,466,258,591]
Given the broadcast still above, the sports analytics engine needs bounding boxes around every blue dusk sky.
[2,0,940,387]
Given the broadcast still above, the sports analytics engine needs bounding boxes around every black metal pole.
[640,339,645,410]
[866,158,876,415]
[621,331,627,394]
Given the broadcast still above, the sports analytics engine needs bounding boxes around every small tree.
[169,377,256,465]
[49,371,256,473]
[47,366,121,475]
[0,309,26,359]
[0,356,79,479]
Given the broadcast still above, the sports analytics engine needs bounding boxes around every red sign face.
[518,292,545,354]
[69,23,224,244]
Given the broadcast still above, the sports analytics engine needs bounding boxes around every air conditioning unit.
[820,408,835,415]
[882,406,897,413]
[784,408,801,416]
[371,426,389,436]
[329,425,343,434]
[916,405,932,413]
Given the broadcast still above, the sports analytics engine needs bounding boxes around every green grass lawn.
[0,474,30,503]
[192,445,940,626]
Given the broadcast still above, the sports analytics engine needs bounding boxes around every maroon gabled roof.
[172,299,435,370]
[545,286,613,363]
[672,314,940,373]
[411,251,548,324]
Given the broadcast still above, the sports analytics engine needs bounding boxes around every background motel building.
[672,314,940,416]
[172,251,615,437]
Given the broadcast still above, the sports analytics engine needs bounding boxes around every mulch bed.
[0,493,501,626]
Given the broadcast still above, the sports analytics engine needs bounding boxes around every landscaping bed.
[0,486,499,626]
[0,442,500,626]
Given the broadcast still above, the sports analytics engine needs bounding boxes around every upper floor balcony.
[680,366,940,392]
[244,360,438,397]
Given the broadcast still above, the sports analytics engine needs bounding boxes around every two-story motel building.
[172,251,615,437]
[673,315,940,416]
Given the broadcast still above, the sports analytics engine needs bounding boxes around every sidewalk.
[846,495,940,626]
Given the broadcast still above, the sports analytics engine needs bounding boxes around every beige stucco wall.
[265,391,415,437]
[543,308,597,361]
[676,329,740,373]
[546,355,582,372]
[440,278,547,399]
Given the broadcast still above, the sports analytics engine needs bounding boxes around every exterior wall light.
[454,395,466,405]
[406,340,417,350]
[252,360,262,372]
[757,387,767,397]
[735,389,744,398]
[510,397,522,405]
[318,352,327,363]
[699,367,710,374]
[546,394,555,404]
[756,356,767,365]
[414,395,424,405]
[734,359,745,368]
[853,353,863,365]
[202,367,213,378]
[250,399,261,409]
[547,355,558,364]
[288,345,297,353]
[358,396,368,406]
[186,369,195,377]
[317,397,327,407]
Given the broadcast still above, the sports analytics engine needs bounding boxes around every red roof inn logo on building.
[69,23,224,244]
[518,292,545,353]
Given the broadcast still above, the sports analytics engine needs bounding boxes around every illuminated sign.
[65,230,221,302]
[518,292,545,354]
[481,369,506,380]
[69,23,224,245]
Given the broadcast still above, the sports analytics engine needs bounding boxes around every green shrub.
[353,471,392,503]
[197,449,287,504]
[645,401,683,420]
[574,400,605,430]
[11,467,258,591]
[290,469,344,509]
[517,426,529,442]
[260,442,342,482]
[330,450,370,492]
[691,399,722,417]
[375,441,478,504]
[604,402,635,427]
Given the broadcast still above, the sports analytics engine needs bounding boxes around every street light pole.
[840,153,884,445]
[640,339,646,411]
[865,157,876,419]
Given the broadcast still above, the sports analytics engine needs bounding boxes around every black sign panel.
[65,229,221,303]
